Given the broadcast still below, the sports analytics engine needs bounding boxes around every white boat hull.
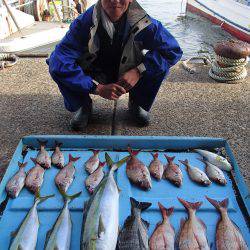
[186,0,250,42]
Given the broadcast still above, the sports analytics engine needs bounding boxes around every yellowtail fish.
[194,149,232,171]
[36,139,51,169]
[206,196,248,250]
[126,147,152,190]
[197,158,227,185]
[85,150,100,174]
[177,198,210,250]
[45,190,81,250]
[149,202,175,250]
[179,159,211,186]
[25,158,45,194]
[81,153,128,250]
[51,141,64,169]
[55,154,80,192]
[6,162,27,198]
[117,197,152,250]
[9,192,54,250]
[149,153,164,180]
[164,155,183,187]
[85,162,105,194]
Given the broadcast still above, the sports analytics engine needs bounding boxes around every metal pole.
[2,0,23,35]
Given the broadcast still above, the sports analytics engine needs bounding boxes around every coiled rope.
[182,55,248,83]
[0,53,18,70]
[209,55,248,82]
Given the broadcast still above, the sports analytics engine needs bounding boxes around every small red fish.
[149,153,164,180]
[51,141,64,169]
[55,154,80,192]
[149,202,175,250]
[36,139,51,169]
[6,162,27,198]
[25,158,45,194]
[85,162,105,194]
[206,196,248,250]
[84,150,100,174]
[164,155,183,187]
[126,147,152,190]
[177,198,210,250]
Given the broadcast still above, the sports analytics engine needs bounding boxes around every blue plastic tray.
[0,135,249,249]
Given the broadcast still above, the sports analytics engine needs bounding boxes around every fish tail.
[158,202,174,220]
[105,153,129,170]
[206,196,228,211]
[178,198,202,211]
[164,154,175,163]
[151,152,159,159]
[37,139,48,147]
[55,140,63,147]
[92,149,100,155]
[59,189,82,203]
[130,197,151,211]
[18,161,27,168]
[178,159,189,170]
[69,154,80,162]
[35,190,54,204]
[116,156,129,168]
[30,157,38,164]
[99,162,106,168]
[128,146,140,156]
[105,152,114,167]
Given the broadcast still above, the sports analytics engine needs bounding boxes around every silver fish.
[9,193,54,250]
[6,162,27,198]
[36,139,51,169]
[164,155,183,187]
[178,198,210,250]
[194,149,232,171]
[149,153,164,180]
[197,158,227,185]
[25,158,45,194]
[126,147,152,190]
[85,162,105,194]
[179,159,211,186]
[55,154,80,192]
[117,197,152,250]
[149,202,175,250]
[81,153,128,250]
[45,190,81,250]
[51,141,64,169]
[206,196,248,250]
[85,150,100,174]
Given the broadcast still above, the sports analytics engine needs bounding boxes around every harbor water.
[32,0,233,58]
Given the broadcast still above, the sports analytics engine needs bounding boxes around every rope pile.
[0,53,18,70]
[182,40,250,83]
[209,56,248,83]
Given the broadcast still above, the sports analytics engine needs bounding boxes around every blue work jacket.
[47,1,183,98]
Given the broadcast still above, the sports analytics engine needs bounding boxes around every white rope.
[209,55,248,82]
[0,53,18,70]
[182,55,248,83]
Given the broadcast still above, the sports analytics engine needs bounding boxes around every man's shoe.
[128,98,150,127]
[70,105,92,131]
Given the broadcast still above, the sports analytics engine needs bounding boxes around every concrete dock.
[0,58,249,187]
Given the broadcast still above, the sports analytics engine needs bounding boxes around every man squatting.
[47,0,183,130]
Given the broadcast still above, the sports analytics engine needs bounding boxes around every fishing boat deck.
[0,58,249,188]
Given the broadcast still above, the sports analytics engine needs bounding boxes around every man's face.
[101,0,132,22]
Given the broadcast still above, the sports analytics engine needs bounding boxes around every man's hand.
[118,68,140,91]
[95,83,126,100]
